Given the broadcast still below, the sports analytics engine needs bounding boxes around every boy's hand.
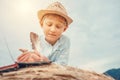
[17,32,50,63]
[17,49,49,63]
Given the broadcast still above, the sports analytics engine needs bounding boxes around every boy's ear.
[40,25,43,28]
[39,22,43,28]
[64,26,68,32]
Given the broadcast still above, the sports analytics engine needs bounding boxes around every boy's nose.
[50,26,56,32]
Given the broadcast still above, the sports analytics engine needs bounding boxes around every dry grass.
[0,63,114,80]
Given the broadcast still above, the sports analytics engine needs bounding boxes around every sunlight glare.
[14,0,33,15]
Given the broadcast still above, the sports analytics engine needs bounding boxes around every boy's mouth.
[48,34,56,37]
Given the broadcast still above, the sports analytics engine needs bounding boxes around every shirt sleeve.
[53,36,70,65]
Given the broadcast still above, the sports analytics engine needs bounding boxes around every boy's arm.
[55,48,70,65]
[54,38,70,65]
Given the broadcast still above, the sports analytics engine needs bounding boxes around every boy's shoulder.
[60,35,69,41]
[59,35,70,44]
[59,35,70,48]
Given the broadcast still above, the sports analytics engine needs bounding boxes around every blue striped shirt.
[37,35,70,65]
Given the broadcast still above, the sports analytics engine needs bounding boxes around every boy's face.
[41,14,68,45]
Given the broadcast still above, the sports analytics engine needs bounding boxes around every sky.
[0,0,120,73]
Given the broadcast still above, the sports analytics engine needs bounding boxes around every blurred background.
[0,0,120,73]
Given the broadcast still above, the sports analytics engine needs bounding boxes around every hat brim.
[38,10,73,25]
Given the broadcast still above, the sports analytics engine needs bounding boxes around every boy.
[17,2,73,65]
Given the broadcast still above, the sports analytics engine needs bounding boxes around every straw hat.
[37,2,73,25]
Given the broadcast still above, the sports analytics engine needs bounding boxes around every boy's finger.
[17,53,30,62]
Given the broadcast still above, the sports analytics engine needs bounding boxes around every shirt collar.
[41,34,62,51]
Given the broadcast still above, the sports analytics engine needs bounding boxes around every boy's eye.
[46,22,52,26]
[57,24,64,29]
[56,26,61,29]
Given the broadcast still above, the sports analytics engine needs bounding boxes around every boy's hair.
[40,13,68,26]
